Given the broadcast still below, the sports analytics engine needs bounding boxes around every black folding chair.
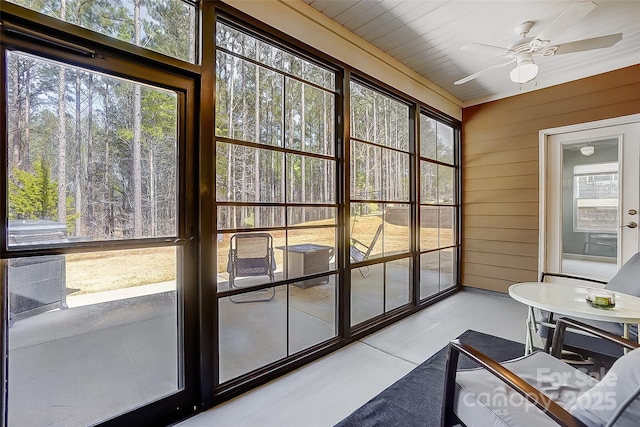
[227,233,276,303]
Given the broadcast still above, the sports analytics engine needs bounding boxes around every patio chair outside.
[227,232,276,303]
[350,224,383,278]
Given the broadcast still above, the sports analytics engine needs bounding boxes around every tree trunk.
[86,74,94,235]
[254,65,261,227]
[57,0,67,226]
[22,60,32,170]
[74,72,83,236]
[300,76,306,222]
[149,144,156,236]
[133,0,143,237]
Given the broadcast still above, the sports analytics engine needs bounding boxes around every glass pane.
[6,52,178,246]
[288,207,336,227]
[7,248,180,425]
[285,79,335,155]
[215,52,284,145]
[218,285,287,382]
[289,275,337,354]
[384,204,409,256]
[420,161,437,204]
[420,114,436,159]
[420,207,455,250]
[561,140,619,277]
[217,206,285,230]
[440,248,456,290]
[386,258,410,311]
[215,143,284,203]
[286,154,335,203]
[420,115,454,164]
[9,0,197,63]
[420,251,439,299]
[350,82,409,151]
[351,141,382,200]
[381,149,410,202]
[420,206,437,251]
[437,122,454,164]
[278,228,336,283]
[438,165,454,204]
[351,264,383,326]
[350,203,383,261]
[216,22,334,91]
[439,206,455,247]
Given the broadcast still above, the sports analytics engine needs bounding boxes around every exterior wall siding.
[461,64,640,292]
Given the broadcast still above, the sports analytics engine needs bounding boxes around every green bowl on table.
[585,288,616,309]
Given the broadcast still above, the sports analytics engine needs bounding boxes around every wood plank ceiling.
[302,0,640,106]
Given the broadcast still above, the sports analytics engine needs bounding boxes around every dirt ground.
[65,215,451,295]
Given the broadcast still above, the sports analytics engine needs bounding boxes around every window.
[573,162,619,232]
[419,114,458,299]
[349,81,412,326]
[215,20,338,383]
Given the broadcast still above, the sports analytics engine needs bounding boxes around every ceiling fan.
[454,1,623,85]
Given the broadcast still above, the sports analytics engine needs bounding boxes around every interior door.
[542,121,640,281]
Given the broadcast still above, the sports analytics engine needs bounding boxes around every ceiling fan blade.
[454,60,516,85]
[460,43,510,57]
[553,33,623,55]
[534,1,597,44]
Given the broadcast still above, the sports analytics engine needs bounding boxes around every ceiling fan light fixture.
[510,60,538,83]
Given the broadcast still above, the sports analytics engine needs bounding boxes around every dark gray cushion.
[570,347,640,427]
[605,252,640,296]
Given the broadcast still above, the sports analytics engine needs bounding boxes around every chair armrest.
[541,272,607,286]
[441,339,587,427]
[350,237,367,248]
[551,317,640,358]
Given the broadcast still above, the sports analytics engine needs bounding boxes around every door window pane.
[561,140,619,276]
[6,52,178,246]
[7,248,180,426]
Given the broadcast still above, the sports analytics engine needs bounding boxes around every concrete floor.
[8,284,529,427]
[176,288,530,427]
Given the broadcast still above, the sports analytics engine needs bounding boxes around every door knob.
[621,222,638,229]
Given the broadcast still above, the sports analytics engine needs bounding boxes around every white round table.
[509,282,640,354]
